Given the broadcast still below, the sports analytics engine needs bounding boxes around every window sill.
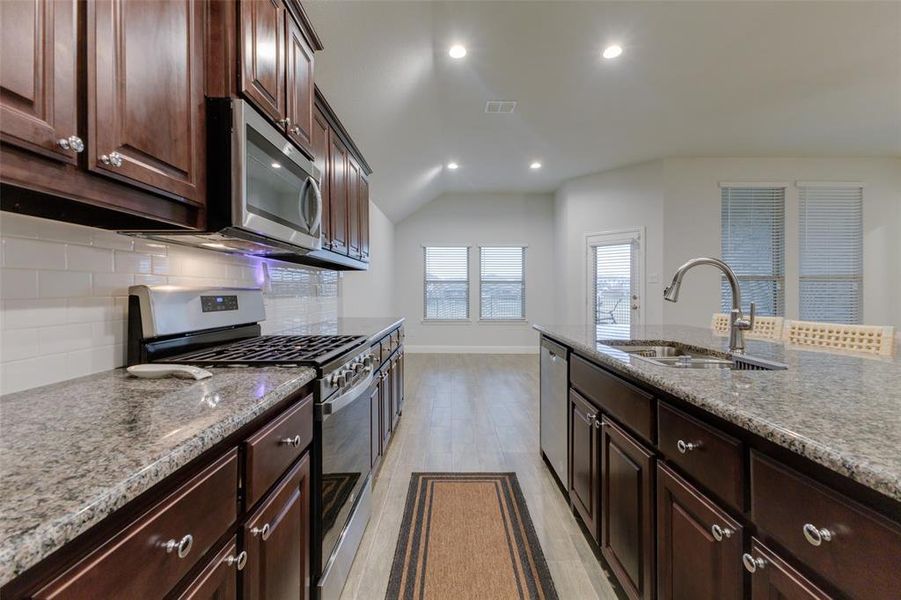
[421,319,473,325]
[477,319,529,325]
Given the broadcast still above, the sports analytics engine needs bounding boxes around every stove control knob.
[334,372,348,387]
[363,355,374,368]
[353,362,365,374]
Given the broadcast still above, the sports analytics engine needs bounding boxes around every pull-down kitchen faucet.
[663,257,755,354]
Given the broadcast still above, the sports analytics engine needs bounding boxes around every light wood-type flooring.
[339,354,618,600]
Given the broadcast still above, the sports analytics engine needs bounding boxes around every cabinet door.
[380,369,393,450]
[569,389,600,541]
[745,538,832,600]
[87,0,205,203]
[346,156,361,260]
[240,0,286,124]
[370,380,381,469]
[657,463,742,600]
[0,0,78,163]
[285,16,313,153]
[390,359,401,430]
[244,453,310,600]
[311,107,331,247]
[176,537,240,600]
[359,175,370,262]
[601,418,655,600]
[328,137,348,254]
[394,352,404,415]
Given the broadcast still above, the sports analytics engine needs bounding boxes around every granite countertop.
[0,366,317,586]
[534,324,901,503]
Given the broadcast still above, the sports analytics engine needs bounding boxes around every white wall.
[340,201,396,317]
[0,213,340,395]
[553,160,665,326]
[661,157,901,328]
[394,192,555,352]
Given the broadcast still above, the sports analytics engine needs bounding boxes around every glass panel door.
[589,231,642,340]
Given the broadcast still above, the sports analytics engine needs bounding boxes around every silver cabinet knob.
[280,434,301,448]
[57,135,84,153]
[251,523,271,540]
[100,151,123,167]
[711,524,734,541]
[224,550,248,571]
[742,553,766,573]
[290,125,301,135]
[164,534,193,558]
[594,418,601,429]
[802,523,833,546]
[278,117,291,128]
[677,439,700,454]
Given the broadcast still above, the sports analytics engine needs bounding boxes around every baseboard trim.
[405,345,539,354]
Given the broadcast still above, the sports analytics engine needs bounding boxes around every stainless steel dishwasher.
[540,336,568,488]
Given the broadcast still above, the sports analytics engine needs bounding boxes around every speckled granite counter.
[0,366,316,586]
[534,324,901,503]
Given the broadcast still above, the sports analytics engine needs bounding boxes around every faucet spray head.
[663,278,681,302]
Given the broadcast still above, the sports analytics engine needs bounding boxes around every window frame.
[719,185,786,317]
[422,246,471,321]
[478,246,527,322]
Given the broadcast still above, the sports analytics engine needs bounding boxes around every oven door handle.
[318,370,375,420]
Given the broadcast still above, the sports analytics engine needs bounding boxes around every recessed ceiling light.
[447,162,459,170]
[602,44,623,60]
[271,162,281,169]
[530,161,542,170]
[448,45,467,59]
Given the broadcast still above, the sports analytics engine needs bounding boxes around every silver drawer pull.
[224,550,248,571]
[251,523,271,540]
[802,523,833,546]
[164,534,193,558]
[57,135,84,153]
[280,435,301,448]
[742,553,766,573]
[100,151,123,167]
[711,524,733,541]
[677,439,700,454]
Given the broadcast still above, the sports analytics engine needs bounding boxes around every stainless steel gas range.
[127,285,374,600]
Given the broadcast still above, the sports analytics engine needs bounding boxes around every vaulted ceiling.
[305,1,901,222]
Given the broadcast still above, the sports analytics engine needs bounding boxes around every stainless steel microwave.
[131,99,322,259]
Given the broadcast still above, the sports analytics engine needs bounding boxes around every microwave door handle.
[300,176,323,234]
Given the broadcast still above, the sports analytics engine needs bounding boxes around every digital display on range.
[201,295,239,312]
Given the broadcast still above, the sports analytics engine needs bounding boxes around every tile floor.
[339,353,619,599]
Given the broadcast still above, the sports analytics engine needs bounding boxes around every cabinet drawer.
[751,451,901,599]
[245,394,313,507]
[658,402,744,510]
[36,451,238,599]
[570,355,654,442]
[744,537,831,600]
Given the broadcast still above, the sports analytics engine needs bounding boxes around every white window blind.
[799,185,863,324]
[721,187,785,316]
[480,247,525,320]
[424,247,469,320]
[593,243,636,328]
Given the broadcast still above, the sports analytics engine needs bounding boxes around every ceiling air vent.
[484,100,517,114]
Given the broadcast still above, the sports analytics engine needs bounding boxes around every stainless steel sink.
[607,342,787,371]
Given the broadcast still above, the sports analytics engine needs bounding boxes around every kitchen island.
[535,323,900,600]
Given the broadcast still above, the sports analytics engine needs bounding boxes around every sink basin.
[604,342,787,371]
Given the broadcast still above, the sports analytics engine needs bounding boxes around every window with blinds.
[720,187,785,316]
[593,242,635,328]
[480,247,525,320]
[424,247,469,320]
[799,185,863,324]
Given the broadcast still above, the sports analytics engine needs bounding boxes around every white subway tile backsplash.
[0,213,341,395]
[39,270,92,298]
[1,269,39,299]
[2,237,67,270]
[68,245,114,272]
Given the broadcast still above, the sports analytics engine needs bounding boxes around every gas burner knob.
[333,372,347,387]
[363,355,374,368]
[353,362,365,374]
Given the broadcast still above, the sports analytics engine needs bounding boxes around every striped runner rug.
[386,472,558,600]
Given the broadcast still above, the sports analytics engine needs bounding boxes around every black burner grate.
[159,334,367,366]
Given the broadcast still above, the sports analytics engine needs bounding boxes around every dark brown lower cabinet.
[176,537,240,600]
[243,452,310,600]
[569,389,600,541]
[656,463,742,600]
[744,538,831,600]
[380,366,392,451]
[601,418,655,600]
[370,378,381,470]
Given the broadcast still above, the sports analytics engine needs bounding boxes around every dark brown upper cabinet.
[347,156,361,260]
[87,0,206,204]
[240,0,286,125]
[359,175,370,262]
[286,16,314,155]
[569,389,601,542]
[0,0,78,164]
[328,135,349,254]
[311,107,331,247]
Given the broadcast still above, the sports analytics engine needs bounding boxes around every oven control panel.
[321,350,376,399]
